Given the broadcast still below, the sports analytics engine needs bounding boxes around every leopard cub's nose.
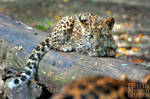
[93,41,99,49]
[112,44,118,49]
[108,44,118,50]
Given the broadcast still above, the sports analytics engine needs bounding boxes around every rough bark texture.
[0,14,149,99]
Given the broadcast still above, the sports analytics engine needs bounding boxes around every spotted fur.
[52,74,150,99]
[6,13,117,90]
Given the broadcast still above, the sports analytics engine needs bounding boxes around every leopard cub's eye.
[100,34,105,38]
[80,19,88,23]
[88,34,94,39]
[100,34,108,38]
[79,16,88,24]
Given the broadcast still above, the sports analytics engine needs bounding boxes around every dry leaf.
[106,10,111,15]
[138,33,143,39]
[80,57,84,60]
[134,38,140,43]
[132,59,144,63]
[63,0,69,2]
[120,48,126,51]
[124,51,129,55]
[54,16,60,20]
[131,47,139,51]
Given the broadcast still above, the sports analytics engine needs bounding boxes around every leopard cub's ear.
[104,17,115,30]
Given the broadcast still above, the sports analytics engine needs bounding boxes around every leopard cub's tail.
[6,37,52,90]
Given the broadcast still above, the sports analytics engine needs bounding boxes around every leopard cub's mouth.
[88,47,116,57]
[87,50,105,57]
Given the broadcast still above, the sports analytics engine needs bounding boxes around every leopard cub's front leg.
[50,16,75,52]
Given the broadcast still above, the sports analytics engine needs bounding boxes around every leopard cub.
[50,13,117,56]
[6,13,117,93]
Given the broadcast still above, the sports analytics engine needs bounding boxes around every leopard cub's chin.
[87,51,106,57]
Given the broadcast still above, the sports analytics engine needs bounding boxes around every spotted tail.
[7,37,52,90]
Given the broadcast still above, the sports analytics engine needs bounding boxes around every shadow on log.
[0,14,149,99]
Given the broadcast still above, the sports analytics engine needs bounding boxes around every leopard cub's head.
[76,13,117,57]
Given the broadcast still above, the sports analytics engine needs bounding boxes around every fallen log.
[0,14,149,99]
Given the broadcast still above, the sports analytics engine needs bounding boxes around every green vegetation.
[35,18,52,31]
[92,0,98,3]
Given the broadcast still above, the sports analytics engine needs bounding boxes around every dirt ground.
[0,0,150,68]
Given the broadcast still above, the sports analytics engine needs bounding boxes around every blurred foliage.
[91,0,98,3]
[35,18,51,31]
